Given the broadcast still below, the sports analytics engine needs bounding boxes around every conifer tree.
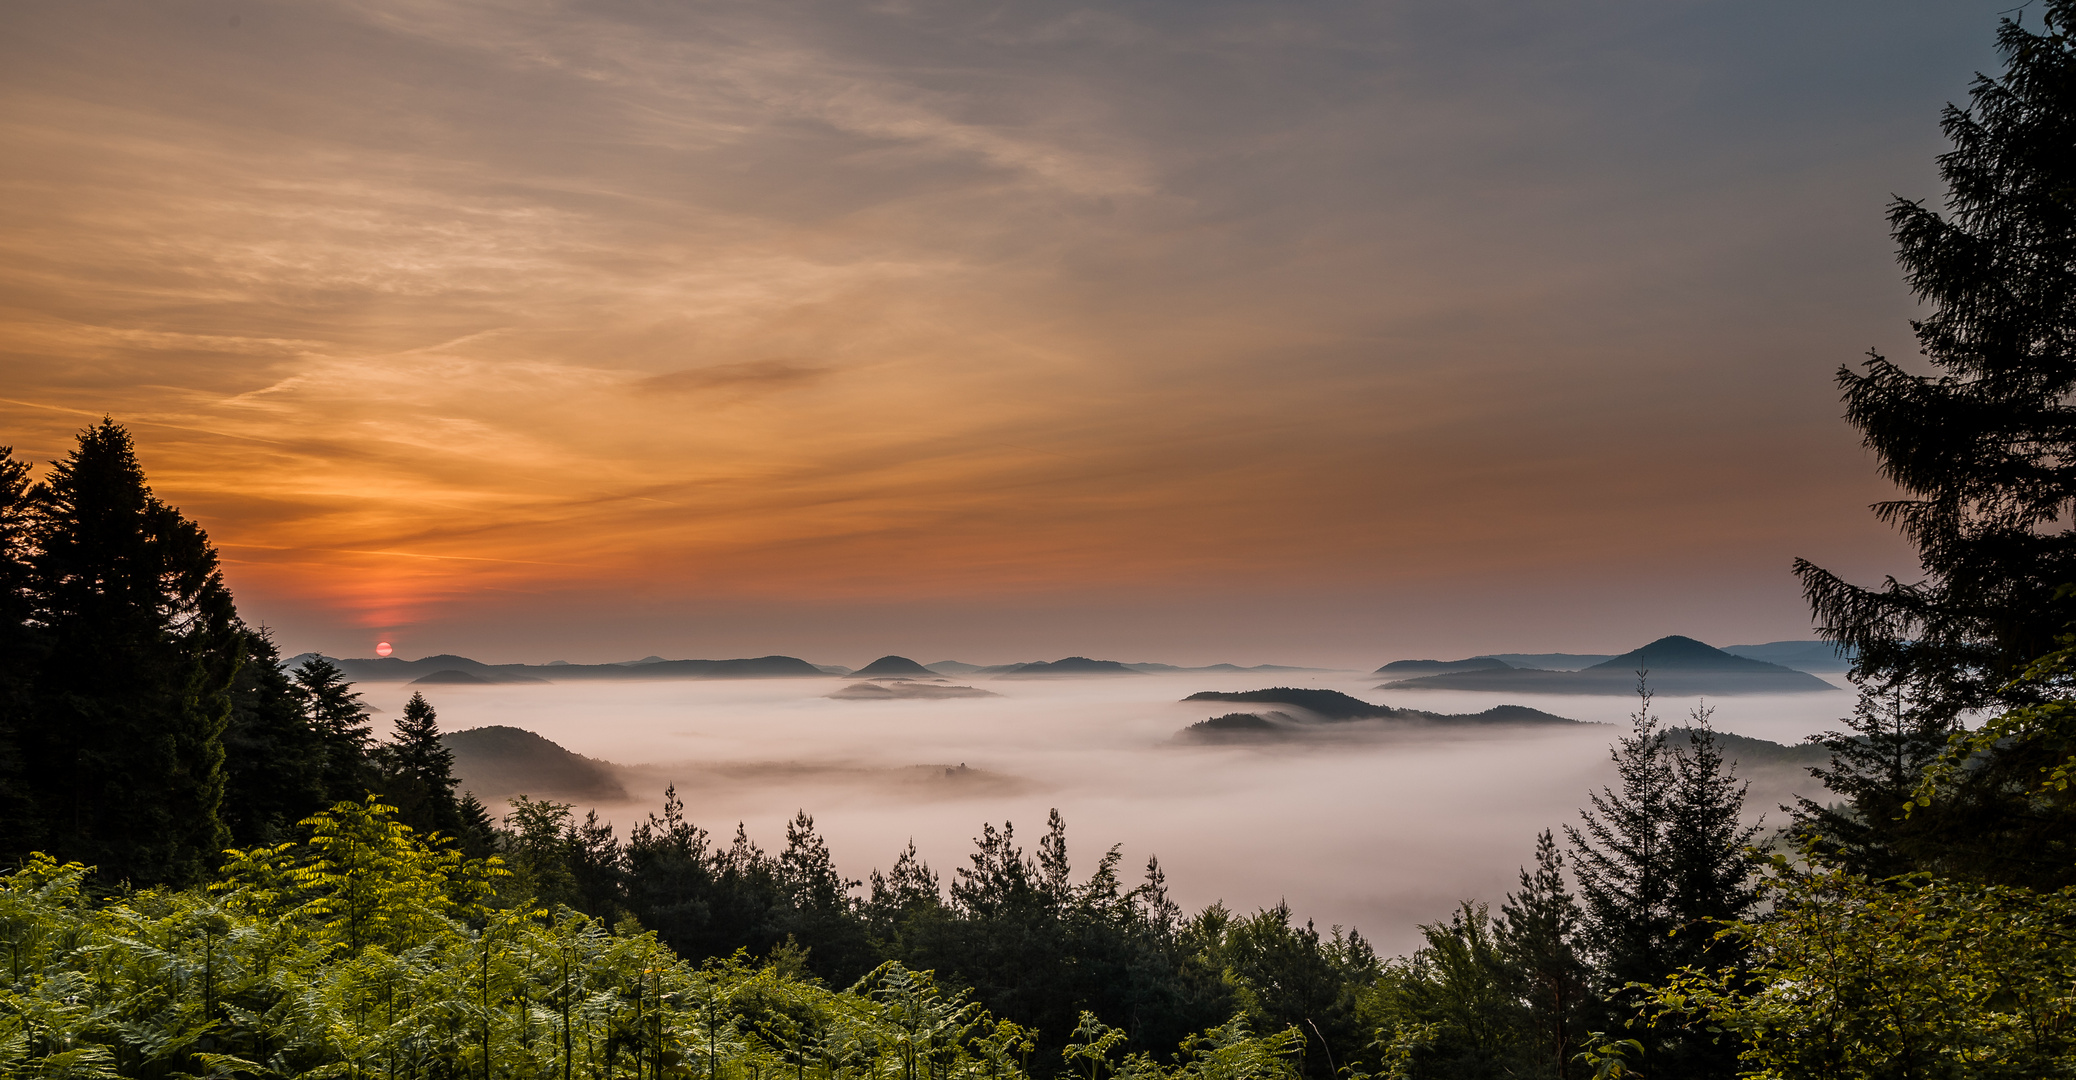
[1795,3,2076,720]
[290,656,375,800]
[376,691,464,839]
[22,420,239,885]
[1496,831,1589,1080]
[1566,687,1677,999]
[1568,688,1757,1078]
[1792,687,1957,879]
[0,446,38,855]
[219,626,334,845]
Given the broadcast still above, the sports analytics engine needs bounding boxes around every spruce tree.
[1568,688,1758,1078]
[290,657,375,801]
[1792,687,1960,879]
[219,627,334,845]
[0,446,39,855]
[1566,687,1677,999]
[1795,4,2076,721]
[374,691,464,839]
[22,420,239,885]
[1496,831,1590,1080]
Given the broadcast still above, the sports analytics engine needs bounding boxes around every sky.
[0,0,2012,667]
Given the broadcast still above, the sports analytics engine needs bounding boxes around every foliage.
[0,809,1312,1080]
[1647,858,2076,1079]
[1495,832,1590,1080]
[1790,686,1961,880]
[1184,902,1370,1078]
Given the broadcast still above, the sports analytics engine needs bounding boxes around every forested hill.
[1178,688,1582,740]
[1376,636,1838,695]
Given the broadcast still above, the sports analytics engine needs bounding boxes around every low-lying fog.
[359,671,1855,954]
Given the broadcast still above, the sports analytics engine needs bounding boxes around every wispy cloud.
[0,0,1992,660]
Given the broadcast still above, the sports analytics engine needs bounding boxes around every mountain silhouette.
[1375,636,1837,695]
[296,652,832,682]
[1176,689,1580,741]
[995,657,1144,678]
[442,726,626,802]
[854,655,936,677]
[1374,656,1513,675]
[1583,635,1785,672]
[1184,688,1406,720]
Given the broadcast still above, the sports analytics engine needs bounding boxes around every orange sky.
[0,1,1998,666]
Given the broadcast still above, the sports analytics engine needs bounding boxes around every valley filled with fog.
[360,670,1854,954]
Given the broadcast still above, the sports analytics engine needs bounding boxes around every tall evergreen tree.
[289,656,375,801]
[374,691,464,839]
[1795,3,2076,721]
[1792,686,1959,879]
[21,420,239,885]
[0,446,39,855]
[1568,688,1757,1078]
[219,626,334,845]
[1566,687,1677,1001]
[1496,831,1590,1080]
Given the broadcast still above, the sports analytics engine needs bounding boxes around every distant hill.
[1376,637,1838,695]
[1585,635,1792,673]
[1126,662,1322,673]
[1184,688,1407,720]
[1481,653,1615,671]
[926,658,1323,676]
[1664,726,1829,768]
[830,680,1000,700]
[290,652,833,683]
[995,657,1144,678]
[409,668,548,686]
[1374,657,1513,675]
[1722,640,1856,673]
[854,655,936,677]
[1177,691,1581,742]
[442,726,626,802]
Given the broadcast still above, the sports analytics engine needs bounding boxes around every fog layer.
[364,672,1849,953]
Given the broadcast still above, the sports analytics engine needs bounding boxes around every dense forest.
[6,4,2076,1078]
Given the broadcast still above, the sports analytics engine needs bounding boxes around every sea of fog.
[358,670,1856,954]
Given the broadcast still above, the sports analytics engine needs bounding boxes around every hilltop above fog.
[1373,636,1840,695]
[290,651,1329,683]
[287,652,830,683]
[1175,687,1583,741]
[1386,639,1855,676]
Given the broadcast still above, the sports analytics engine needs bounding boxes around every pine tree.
[1792,687,1959,879]
[1795,3,2076,721]
[1659,711,1762,1079]
[1665,709,1763,962]
[375,691,464,839]
[1496,831,1590,1080]
[289,656,375,801]
[219,626,334,846]
[22,420,239,885]
[0,446,40,856]
[1568,687,1759,1077]
[1566,685,1677,999]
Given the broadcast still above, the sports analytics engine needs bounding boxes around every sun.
[376,641,393,657]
